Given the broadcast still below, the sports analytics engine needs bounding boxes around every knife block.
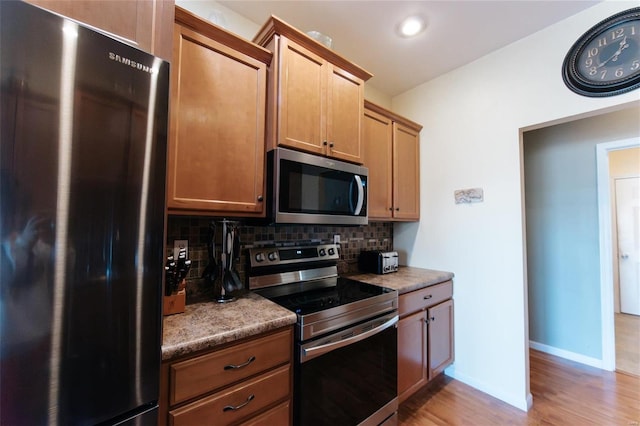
[163,289,186,316]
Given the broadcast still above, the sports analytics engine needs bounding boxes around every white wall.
[176,0,260,40]
[364,85,392,109]
[392,0,640,411]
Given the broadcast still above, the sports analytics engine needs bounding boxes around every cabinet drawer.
[399,280,453,316]
[239,400,290,426]
[169,364,290,426]
[170,329,292,405]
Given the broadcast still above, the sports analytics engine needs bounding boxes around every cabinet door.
[24,0,173,60]
[167,23,267,215]
[393,122,420,220]
[427,299,454,380]
[397,310,427,403]
[278,38,326,155]
[362,108,393,219]
[326,66,364,163]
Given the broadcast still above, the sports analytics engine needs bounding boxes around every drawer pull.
[424,295,433,300]
[224,356,256,370]
[223,394,255,412]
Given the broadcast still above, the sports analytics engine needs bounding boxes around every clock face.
[563,7,640,97]
[576,19,640,83]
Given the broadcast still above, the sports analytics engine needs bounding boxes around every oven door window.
[295,324,397,425]
[279,159,367,217]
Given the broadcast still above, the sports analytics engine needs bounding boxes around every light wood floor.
[398,349,640,425]
[616,312,640,377]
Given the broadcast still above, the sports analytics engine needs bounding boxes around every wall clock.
[562,7,640,97]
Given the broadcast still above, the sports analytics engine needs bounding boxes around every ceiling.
[218,0,602,97]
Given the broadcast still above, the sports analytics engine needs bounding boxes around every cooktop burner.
[260,277,392,316]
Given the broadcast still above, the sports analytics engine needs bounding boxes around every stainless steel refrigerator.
[0,1,169,424]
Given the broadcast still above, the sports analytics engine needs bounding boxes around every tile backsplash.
[166,216,393,303]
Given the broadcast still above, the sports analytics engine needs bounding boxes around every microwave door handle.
[349,178,356,213]
[352,175,364,215]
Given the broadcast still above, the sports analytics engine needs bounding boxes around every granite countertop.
[161,266,452,361]
[161,292,297,361]
[347,266,454,294]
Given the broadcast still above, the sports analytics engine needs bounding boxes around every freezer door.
[0,2,168,425]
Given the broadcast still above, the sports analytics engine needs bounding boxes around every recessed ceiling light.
[398,15,425,38]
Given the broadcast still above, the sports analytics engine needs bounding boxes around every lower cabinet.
[397,310,427,399]
[397,281,454,403]
[159,327,293,426]
[427,299,454,379]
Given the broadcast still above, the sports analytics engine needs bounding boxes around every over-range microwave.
[267,147,368,225]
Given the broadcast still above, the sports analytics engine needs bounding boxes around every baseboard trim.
[445,365,531,412]
[529,340,605,369]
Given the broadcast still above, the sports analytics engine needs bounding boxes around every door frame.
[596,137,640,371]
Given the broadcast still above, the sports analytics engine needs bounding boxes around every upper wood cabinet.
[393,121,421,220]
[363,100,422,221]
[362,107,393,219]
[254,16,372,164]
[166,7,271,216]
[24,0,174,60]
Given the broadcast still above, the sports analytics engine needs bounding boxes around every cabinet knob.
[323,140,328,146]
[389,207,393,211]
[424,295,433,300]
[430,316,435,322]
[329,142,334,148]
[395,208,400,211]
[257,195,263,202]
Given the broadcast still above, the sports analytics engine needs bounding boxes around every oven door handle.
[301,314,398,362]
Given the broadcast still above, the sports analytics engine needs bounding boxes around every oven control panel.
[248,243,340,268]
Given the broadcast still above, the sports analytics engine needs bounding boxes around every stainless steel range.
[247,243,399,426]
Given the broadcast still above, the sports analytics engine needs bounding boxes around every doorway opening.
[596,140,640,375]
[523,105,640,377]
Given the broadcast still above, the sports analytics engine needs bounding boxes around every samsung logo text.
[108,52,156,74]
